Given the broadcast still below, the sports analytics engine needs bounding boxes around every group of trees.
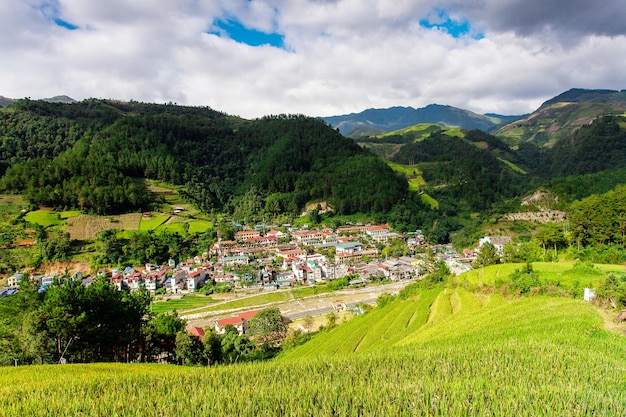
[0,277,149,364]
[0,101,421,229]
[95,229,215,267]
[568,184,626,248]
[0,274,289,366]
[175,307,289,366]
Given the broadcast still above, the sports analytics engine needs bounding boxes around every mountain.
[0,98,413,221]
[495,88,626,147]
[321,104,522,138]
[42,95,76,103]
[0,96,15,108]
[0,95,75,107]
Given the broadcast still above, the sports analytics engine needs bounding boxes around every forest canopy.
[0,100,414,222]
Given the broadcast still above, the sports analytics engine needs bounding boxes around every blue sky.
[419,10,484,40]
[1,0,625,118]
[210,18,285,49]
[39,2,78,30]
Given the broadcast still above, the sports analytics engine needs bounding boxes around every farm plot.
[66,213,142,240]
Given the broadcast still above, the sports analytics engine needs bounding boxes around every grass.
[2,289,626,415]
[139,214,170,230]
[497,157,528,174]
[0,194,27,205]
[420,193,439,209]
[179,291,292,316]
[387,162,428,193]
[460,261,625,290]
[151,295,218,314]
[23,209,65,228]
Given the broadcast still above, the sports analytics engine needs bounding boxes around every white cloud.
[1,0,625,118]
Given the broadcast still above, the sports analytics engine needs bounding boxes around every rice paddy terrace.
[2,265,626,416]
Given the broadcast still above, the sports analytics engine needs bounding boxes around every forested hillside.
[0,99,416,222]
[356,115,626,218]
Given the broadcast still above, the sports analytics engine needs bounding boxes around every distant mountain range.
[321,104,524,138]
[0,95,76,107]
[321,88,626,143]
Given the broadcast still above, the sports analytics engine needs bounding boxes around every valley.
[2,88,626,416]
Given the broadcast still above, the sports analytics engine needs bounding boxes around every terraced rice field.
[3,288,625,416]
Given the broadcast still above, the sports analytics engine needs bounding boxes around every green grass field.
[23,209,65,228]
[459,261,625,289]
[4,291,625,416]
[497,157,528,174]
[420,193,439,209]
[139,214,170,230]
[151,295,218,314]
[179,291,292,316]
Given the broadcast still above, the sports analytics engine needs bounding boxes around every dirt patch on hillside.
[502,210,566,223]
[66,213,142,240]
[34,261,93,277]
[597,306,626,337]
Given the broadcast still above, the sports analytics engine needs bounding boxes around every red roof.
[238,311,258,320]
[188,327,205,338]
[217,317,243,327]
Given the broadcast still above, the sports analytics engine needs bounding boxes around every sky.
[1,0,626,119]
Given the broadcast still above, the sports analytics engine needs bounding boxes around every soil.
[597,306,626,337]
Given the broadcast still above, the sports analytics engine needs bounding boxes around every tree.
[175,331,204,365]
[220,326,252,363]
[473,242,500,268]
[247,307,287,345]
[503,241,541,263]
[309,204,322,225]
[203,330,222,365]
[143,312,186,363]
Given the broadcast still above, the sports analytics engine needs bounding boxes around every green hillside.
[496,88,626,147]
[3,288,625,416]
[0,99,408,220]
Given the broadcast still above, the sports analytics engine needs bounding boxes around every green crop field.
[151,295,218,314]
[460,261,625,289]
[497,157,528,174]
[139,214,170,230]
[2,291,625,416]
[179,291,292,316]
[420,192,439,209]
[23,209,65,228]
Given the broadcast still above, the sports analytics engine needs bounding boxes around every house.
[214,274,234,283]
[478,236,511,254]
[235,230,261,241]
[187,269,207,292]
[188,327,205,338]
[223,255,249,266]
[215,311,258,335]
[266,229,285,239]
[7,272,23,288]
[275,249,307,259]
[334,242,378,264]
[293,230,324,245]
[377,260,416,281]
[366,225,398,244]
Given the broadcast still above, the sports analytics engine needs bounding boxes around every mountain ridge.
[321,103,522,138]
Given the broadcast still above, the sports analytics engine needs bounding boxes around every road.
[185,279,415,328]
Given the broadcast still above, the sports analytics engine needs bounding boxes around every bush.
[509,263,541,295]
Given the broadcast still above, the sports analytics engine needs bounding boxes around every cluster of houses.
[2,216,518,298]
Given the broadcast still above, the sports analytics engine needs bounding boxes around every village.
[3,222,513,303]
